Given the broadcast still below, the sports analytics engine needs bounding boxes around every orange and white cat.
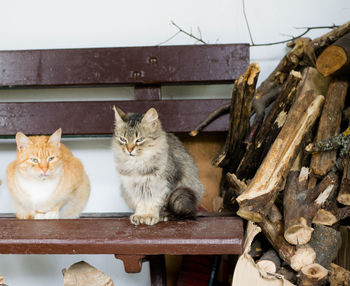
[6,128,90,219]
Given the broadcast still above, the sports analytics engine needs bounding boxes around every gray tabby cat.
[112,106,204,225]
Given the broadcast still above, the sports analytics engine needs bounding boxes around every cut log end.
[316,45,347,77]
[312,209,338,226]
[337,193,350,206]
[236,208,263,223]
[299,263,328,285]
[284,225,314,245]
[290,246,316,271]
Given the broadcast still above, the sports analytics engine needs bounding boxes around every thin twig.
[157,20,207,46]
[171,21,207,44]
[242,0,339,46]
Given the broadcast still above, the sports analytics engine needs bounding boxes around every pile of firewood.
[192,21,350,285]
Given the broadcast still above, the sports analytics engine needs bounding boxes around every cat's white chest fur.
[16,174,59,207]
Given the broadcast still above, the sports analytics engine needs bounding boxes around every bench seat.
[0,214,243,273]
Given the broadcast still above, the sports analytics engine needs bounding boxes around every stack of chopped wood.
[193,20,350,285]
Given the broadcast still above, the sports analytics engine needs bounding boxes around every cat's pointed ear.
[142,108,159,127]
[48,128,62,147]
[16,132,32,152]
[113,106,125,122]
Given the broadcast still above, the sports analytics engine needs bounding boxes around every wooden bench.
[0,44,248,285]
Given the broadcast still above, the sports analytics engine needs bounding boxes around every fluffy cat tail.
[165,187,198,220]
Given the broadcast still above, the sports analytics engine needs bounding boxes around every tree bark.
[310,80,348,179]
[236,70,302,180]
[236,91,325,222]
[330,263,350,286]
[249,38,314,141]
[212,63,260,171]
[316,32,350,77]
[338,149,350,205]
[312,21,350,55]
[283,168,339,245]
[256,249,281,273]
[308,224,343,269]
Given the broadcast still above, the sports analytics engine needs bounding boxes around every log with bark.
[236,90,325,222]
[298,263,329,286]
[212,62,260,170]
[308,224,342,269]
[236,70,302,180]
[330,263,350,286]
[309,80,348,180]
[313,186,350,226]
[316,32,350,77]
[227,173,300,269]
[312,21,350,55]
[249,38,314,141]
[256,249,281,273]
[338,148,350,206]
[283,168,339,245]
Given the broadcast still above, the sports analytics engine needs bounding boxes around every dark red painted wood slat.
[0,216,243,255]
[0,99,230,136]
[0,44,249,87]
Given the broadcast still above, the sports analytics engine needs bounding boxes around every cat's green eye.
[31,158,39,164]
[135,137,145,145]
[118,137,127,144]
[47,156,55,162]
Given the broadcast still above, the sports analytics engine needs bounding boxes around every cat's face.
[15,129,63,180]
[113,107,161,157]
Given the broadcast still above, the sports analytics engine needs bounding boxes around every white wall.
[0,0,349,285]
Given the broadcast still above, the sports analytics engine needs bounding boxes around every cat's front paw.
[130,214,160,225]
[34,211,59,219]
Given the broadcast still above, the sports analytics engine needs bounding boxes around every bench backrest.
[0,44,249,136]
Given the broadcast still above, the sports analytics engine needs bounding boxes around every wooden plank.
[0,44,249,87]
[0,216,243,255]
[0,99,230,135]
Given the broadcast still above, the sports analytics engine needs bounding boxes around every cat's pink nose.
[126,145,134,153]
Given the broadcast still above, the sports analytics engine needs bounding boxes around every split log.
[283,168,339,245]
[310,80,348,178]
[250,38,314,140]
[259,205,298,268]
[236,90,325,222]
[227,172,319,271]
[316,32,350,77]
[298,263,328,286]
[212,63,260,170]
[257,249,281,273]
[62,261,114,286]
[330,263,350,286]
[313,186,350,226]
[227,173,299,269]
[236,70,302,180]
